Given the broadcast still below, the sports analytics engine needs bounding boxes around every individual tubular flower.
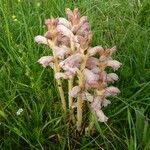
[107,60,122,71]
[96,110,108,123]
[107,73,119,83]
[57,24,74,38]
[53,45,70,59]
[87,46,104,56]
[102,99,111,107]
[59,53,82,75]
[38,56,54,68]
[91,96,102,110]
[34,35,48,45]
[105,86,120,96]
[90,96,108,122]
[58,17,71,29]
[86,57,99,70]
[83,68,100,88]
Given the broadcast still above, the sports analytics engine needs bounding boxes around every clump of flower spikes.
[35,8,122,129]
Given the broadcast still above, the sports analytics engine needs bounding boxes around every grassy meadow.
[0,0,150,149]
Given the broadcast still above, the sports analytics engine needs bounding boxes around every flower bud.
[105,86,120,96]
[102,99,111,107]
[34,35,48,45]
[91,96,102,110]
[86,57,99,69]
[58,17,71,29]
[107,60,122,71]
[107,73,119,83]
[87,46,104,56]
[53,46,70,59]
[83,69,99,83]
[57,25,73,38]
[38,56,54,68]
[96,110,108,122]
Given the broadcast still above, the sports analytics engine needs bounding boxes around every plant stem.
[77,94,83,131]
[85,111,95,135]
[76,53,88,131]
[56,79,67,112]
[48,40,67,112]
[67,37,76,122]
[68,78,76,123]
[68,78,73,109]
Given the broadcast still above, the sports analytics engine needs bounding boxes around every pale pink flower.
[70,86,81,98]
[59,53,82,74]
[84,69,100,88]
[55,72,68,79]
[86,57,99,69]
[57,25,73,38]
[58,17,71,29]
[87,46,104,56]
[38,56,54,68]
[107,73,119,83]
[105,86,120,96]
[57,34,70,47]
[61,53,82,65]
[91,67,101,74]
[107,60,122,71]
[91,96,102,110]
[102,99,111,107]
[95,110,108,122]
[53,46,70,59]
[76,22,90,36]
[34,35,48,45]
[60,62,79,74]
[83,69,99,83]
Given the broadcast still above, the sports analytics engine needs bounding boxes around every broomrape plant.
[35,8,122,131]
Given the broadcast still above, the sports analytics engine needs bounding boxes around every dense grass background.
[0,0,150,149]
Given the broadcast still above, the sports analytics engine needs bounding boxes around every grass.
[0,0,150,149]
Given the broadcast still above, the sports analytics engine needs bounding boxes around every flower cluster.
[35,8,122,131]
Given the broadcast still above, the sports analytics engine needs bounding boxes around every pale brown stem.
[68,78,73,108]
[48,40,67,112]
[56,79,67,112]
[85,111,95,135]
[77,94,83,131]
[68,37,76,122]
[76,53,88,131]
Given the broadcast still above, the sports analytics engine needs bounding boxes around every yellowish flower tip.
[37,2,40,7]
[14,18,18,21]
[12,15,18,21]
[12,15,16,19]
[18,0,21,2]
